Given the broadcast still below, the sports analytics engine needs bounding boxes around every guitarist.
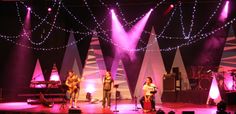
[65,70,81,108]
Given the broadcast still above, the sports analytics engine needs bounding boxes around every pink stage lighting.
[86,84,96,93]
[27,7,31,11]
[164,4,174,15]
[111,9,129,53]
[111,9,152,60]
[48,7,52,12]
[209,76,221,103]
[219,1,229,21]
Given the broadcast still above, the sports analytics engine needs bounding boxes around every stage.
[0,100,235,114]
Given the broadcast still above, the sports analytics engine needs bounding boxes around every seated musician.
[65,70,81,108]
[139,77,157,112]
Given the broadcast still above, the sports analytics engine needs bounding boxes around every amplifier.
[163,74,175,92]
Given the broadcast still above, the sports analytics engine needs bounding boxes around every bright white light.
[27,7,31,11]
[86,84,96,93]
[48,8,52,12]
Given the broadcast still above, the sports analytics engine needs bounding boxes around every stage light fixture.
[86,92,91,102]
[156,108,165,114]
[150,8,153,12]
[182,111,194,114]
[168,110,175,114]
[208,98,216,105]
[27,7,31,11]
[48,7,52,12]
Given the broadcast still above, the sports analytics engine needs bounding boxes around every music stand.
[113,84,119,112]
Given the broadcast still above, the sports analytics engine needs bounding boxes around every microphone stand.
[132,96,138,111]
[113,84,119,112]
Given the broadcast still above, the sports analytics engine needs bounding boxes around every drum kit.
[227,69,236,90]
[190,66,236,91]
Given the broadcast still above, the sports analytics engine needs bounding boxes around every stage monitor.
[69,108,82,114]
[182,111,194,114]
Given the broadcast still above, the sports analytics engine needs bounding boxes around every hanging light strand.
[143,0,223,40]
[1,17,235,51]
[19,1,92,35]
[61,3,91,31]
[188,0,198,39]
[16,1,61,45]
[195,0,222,35]
[0,32,90,51]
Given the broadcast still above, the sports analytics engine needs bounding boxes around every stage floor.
[0,100,235,114]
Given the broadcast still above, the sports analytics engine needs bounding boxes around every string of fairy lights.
[19,1,92,35]
[16,1,61,45]
[136,0,223,40]
[188,0,198,39]
[0,0,235,52]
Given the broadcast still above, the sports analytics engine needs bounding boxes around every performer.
[139,77,157,112]
[102,71,114,108]
[65,70,81,108]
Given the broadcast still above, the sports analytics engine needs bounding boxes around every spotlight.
[170,4,174,8]
[150,8,153,12]
[48,7,52,12]
[86,92,91,102]
[156,108,165,114]
[208,98,216,105]
[110,9,114,13]
[27,7,31,11]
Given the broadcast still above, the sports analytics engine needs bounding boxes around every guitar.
[66,75,84,94]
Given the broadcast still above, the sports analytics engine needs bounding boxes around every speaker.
[163,74,175,92]
[172,67,180,79]
[182,111,194,114]
[69,108,82,114]
[172,67,179,74]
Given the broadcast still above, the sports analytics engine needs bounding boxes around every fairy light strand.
[188,0,198,39]
[195,0,222,35]
[1,16,235,51]
[16,1,61,45]
[19,1,92,35]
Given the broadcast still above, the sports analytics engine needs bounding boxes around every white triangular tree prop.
[72,59,81,78]
[134,27,166,104]
[60,32,82,81]
[79,34,106,101]
[171,48,191,90]
[30,59,46,88]
[207,75,222,104]
[219,24,236,90]
[111,56,132,99]
[49,64,61,82]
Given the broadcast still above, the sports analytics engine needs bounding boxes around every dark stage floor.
[0,100,235,114]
